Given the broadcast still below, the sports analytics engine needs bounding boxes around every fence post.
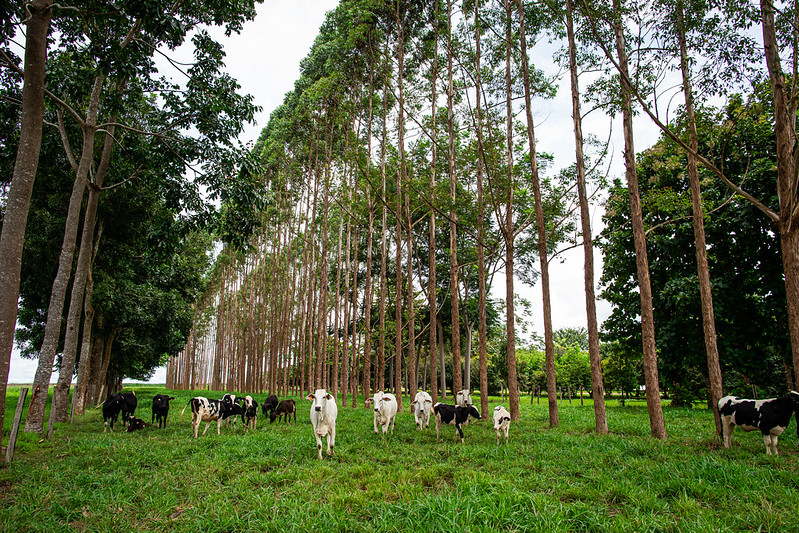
[5,388,29,465]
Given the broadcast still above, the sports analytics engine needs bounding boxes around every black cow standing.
[718,391,799,455]
[120,391,137,426]
[432,402,482,443]
[102,394,124,432]
[152,394,175,428]
[262,395,279,419]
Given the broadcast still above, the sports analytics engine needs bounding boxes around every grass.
[1,386,798,532]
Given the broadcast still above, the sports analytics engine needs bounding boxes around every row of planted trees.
[168,0,799,442]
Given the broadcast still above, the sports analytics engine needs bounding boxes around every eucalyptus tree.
[0,0,53,437]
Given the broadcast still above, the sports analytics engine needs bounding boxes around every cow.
[151,394,175,429]
[433,402,481,443]
[307,389,337,459]
[492,405,511,444]
[243,395,258,430]
[410,391,433,431]
[455,389,473,407]
[220,393,239,429]
[120,391,137,426]
[181,397,227,438]
[718,391,799,455]
[270,399,296,424]
[102,393,124,432]
[126,417,147,432]
[365,391,397,436]
[262,394,279,418]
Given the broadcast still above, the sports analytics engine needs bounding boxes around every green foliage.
[3,385,799,531]
[598,84,791,402]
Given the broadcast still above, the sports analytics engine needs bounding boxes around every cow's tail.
[181,400,191,419]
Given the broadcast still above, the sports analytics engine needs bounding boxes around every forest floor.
[0,385,797,532]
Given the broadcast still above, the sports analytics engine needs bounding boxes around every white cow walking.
[307,389,338,459]
[492,405,511,444]
[411,391,433,430]
[365,391,397,436]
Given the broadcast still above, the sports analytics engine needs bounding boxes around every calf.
[181,397,226,438]
[455,389,473,407]
[126,417,147,432]
[492,405,511,444]
[243,395,258,430]
[102,393,124,432]
[718,391,799,455]
[262,394,279,418]
[120,391,137,426]
[151,394,175,429]
[270,399,296,424]
[411,391,433,431]
[433,402,481,443]
[220,393,239,429]
[307,389,338,459]
[365,391,397,436]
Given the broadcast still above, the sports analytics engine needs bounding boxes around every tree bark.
[0,0,52,437]
[613,0,666,439]
[429,2,440,404]
[566,0,608,434]
[475,0,489,420]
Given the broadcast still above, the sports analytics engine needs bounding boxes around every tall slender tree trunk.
[429,3,440,403]
[613,0,666,439]
[503,0,521,421]
[565,0,607,434]
[447,0,463,395]
[516,0,558,427]
[0,0,53,436]
[474,0,489,420]
[394,0,406,409]
[676,0,723,437]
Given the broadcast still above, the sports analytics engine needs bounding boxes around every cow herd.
[100,388,799,456]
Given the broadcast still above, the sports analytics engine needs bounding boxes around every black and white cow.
[181,397,226,438]
[102,393,124,432]
[262,394,279,418]
[718,391,799,455]
[270,399,296,424]
[492,405,511,445]
[120,391,137,426]
[151,394,175,429]
[243,395,259,430]
[433,402,481,443]
[126,417,147,432]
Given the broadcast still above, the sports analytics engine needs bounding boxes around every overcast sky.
[9,0,662,384]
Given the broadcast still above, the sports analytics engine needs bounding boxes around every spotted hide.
[492,405,511,444]
[181,397,226,438]
[433,402,481,443]
[718,391,799,455]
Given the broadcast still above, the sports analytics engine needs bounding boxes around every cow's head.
[307,389,334,413]
[368,392,394,413]
[466,405,482,420]
[456,389,473,406]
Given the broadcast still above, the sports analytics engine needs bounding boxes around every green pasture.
[0,386,797,532]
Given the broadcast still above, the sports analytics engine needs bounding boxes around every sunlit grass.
[1,386,798,532]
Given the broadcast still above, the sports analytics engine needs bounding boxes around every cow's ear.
[306,394,315,401]
[169,397,175,401]
[325,394,333,400]
[426,399,433,404]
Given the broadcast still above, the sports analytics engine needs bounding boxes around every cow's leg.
[373,414,379,434]
[721,418,734,448]
[456,422,464,443]
[390,416,395,434]
[328,427,336,456]
[435,417,441,439]
[315,433,323,460]
[763,433,773,455]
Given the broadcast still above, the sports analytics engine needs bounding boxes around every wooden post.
[5,388,29,465]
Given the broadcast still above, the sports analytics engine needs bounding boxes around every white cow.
[411,391,433,430]
[492,405,511,444]
[307,389,338,459]
[456,389,473,407]
[365,391,397,435]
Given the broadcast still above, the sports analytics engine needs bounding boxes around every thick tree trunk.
[516,0,558,427]
[27,75,105,433]
[676,0,723,437]
[613,0,666,439]
[760,0,799,388]
[475,0,489,420]
[566,0,608,434]
[0,0,52,437]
